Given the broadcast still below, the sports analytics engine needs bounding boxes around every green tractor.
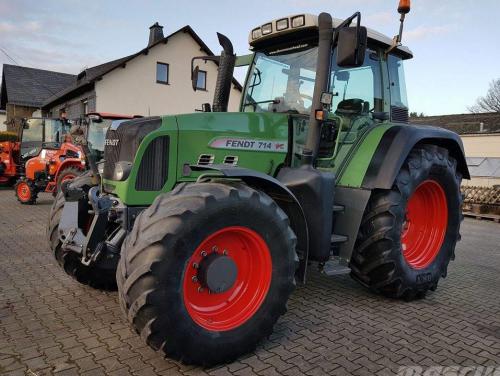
[48,0,468,366]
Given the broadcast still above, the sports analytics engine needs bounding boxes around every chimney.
[148,22,164,47]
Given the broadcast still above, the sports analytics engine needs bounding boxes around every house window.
[196,70,207,90]
[156,62,169,84]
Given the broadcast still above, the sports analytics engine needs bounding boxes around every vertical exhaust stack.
[302,13,334,165]
[212,33,236,112]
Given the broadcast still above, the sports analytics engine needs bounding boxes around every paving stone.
[0,191,499,376]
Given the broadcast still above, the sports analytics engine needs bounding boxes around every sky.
[0,0,499,115]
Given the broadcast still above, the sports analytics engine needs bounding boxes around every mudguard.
[191,164,310,282]
[362,124,470,190]
[55,158,84,177]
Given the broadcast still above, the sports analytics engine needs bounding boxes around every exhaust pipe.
[212,33,236,112]
[302,13,334,165]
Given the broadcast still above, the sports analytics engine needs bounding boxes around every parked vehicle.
[0,118,70,186]
[48,0,469,365]
[15,113,135,204]
[15,137,84,204]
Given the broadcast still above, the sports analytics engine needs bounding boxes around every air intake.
[135,136,169,191]
[197,154,215,165]
[391,106,409,123]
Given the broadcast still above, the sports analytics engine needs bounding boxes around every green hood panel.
[175,112,289,179]
[105,112,289,206]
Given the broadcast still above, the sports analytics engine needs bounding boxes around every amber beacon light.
[398,0,411,14]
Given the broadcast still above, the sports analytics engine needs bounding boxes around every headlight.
[291,15,305,28]
[276,18,289,31]
[252,27,262,40]
[113,161,132,181]
[261,23,272,35]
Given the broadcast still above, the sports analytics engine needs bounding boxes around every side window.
[330,50,383,113]
[387,55,408,109]
[196,70,207,90]
[156,62,169,84]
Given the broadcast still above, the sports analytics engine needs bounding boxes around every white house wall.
[95,32,241,116]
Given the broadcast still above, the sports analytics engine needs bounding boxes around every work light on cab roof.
[250,14,316,43]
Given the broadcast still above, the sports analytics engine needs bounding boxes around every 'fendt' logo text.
[105,139,119,146]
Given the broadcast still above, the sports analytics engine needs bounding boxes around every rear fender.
[337,124,470,262]
[191,164,309,282]
[362,125,470,190]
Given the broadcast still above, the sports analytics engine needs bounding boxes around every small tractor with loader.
[48,0,468,366]
[15,112,135,204]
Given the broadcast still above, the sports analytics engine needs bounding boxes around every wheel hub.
[198,253,238,293]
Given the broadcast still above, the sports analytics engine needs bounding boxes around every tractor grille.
[103,117,162,183]
[135,136,170,191]
[391,106,409,123]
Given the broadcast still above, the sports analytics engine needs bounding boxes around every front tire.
[15,178,38,204]
[47,171,117,290]
[350,145,463,300]
[117,182,297,366]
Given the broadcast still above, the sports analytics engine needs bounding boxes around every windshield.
[87,119,112,154]
[242,47,318,115]
[242,47,384,115]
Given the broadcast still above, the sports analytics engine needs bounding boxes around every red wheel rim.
[17,182,31,202]
[401,180,448,269]
[61,174,76,183]
[183,226,272,331]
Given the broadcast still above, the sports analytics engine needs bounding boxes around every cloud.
[404,24,454,42]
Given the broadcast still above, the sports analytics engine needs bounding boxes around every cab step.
[322,258,351,276]
[331,234,348,244]
[332,204,344,213]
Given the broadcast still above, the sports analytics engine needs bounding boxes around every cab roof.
[249,13,413,60]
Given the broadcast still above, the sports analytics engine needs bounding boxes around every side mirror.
[192,66,200,92]
[336,26,367,68]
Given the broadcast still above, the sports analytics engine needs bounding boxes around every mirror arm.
[333,12,361,46]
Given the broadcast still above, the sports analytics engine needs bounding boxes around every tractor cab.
[20,117,71,159]
[71,112,140,167]
[242,14,412,169]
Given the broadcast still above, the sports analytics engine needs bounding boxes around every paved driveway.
[0,189,499,375]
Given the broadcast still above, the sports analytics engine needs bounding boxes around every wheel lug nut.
[212,246,218,253]
[192,276,198,283]
[192,262,199,269]
[223,249,228,255]
[198,286,204,293]
[201,250,207,257]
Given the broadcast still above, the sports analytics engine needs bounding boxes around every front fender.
[361,124,470,190]
[56,158,85,176]
[191,164,309,282]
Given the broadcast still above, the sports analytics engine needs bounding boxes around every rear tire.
[15,177,38,204]
[350,145,463,300]
[117,182,297,366]
[47,171,117,290]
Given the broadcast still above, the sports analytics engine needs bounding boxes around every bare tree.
[469,78,500,113]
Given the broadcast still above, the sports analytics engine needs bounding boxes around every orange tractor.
[1,117,71,187]
[15,113,136,204]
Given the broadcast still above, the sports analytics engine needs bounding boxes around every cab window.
[330,50,383,113]
[387,55,408,109]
